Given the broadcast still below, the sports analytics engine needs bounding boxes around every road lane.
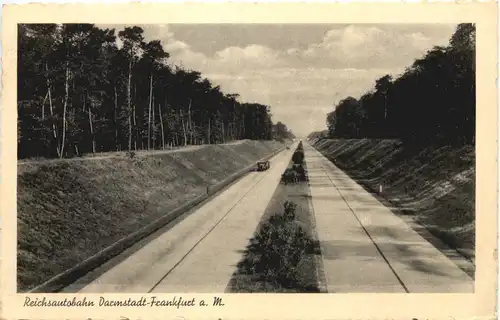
[306,149,406,293]
[66,144,295,293]
[304,142,474,293]
[151,145,295,292]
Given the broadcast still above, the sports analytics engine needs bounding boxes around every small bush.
[250,201,311,286]
[127,151,136,159]
[284,200,297,220]
[281,168,298,184]
[292,151,304,165]
[297,141,304,151]
[292,164,306,181]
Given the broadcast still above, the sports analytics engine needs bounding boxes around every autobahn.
[60,140,473,293]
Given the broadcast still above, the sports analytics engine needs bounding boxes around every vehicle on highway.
[256,160,270,171]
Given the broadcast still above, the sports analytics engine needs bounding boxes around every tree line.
[18,24,295,159]
[324,24,475,149]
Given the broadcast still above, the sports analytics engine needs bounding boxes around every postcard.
[1,2,498,319]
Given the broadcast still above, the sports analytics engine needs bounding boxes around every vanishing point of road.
[62,141,474,293]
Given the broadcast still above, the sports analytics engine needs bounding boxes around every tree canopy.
[18,24,294,159]
[324,23,475,150]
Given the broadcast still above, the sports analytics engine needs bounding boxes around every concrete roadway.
[62,140,473,293]
[64,143,296,293]
[304,142,474,293]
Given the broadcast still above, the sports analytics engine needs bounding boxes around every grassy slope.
[17,140,284,291]
[311,138,475,263]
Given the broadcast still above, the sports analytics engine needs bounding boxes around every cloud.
[108,23,456,136]
[285,25,453,69]
[140,24,452,78]
[163,40,190,52]
[215,45,275,61]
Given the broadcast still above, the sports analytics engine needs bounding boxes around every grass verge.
[17,140,285,292]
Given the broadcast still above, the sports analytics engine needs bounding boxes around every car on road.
[256,160,270,171]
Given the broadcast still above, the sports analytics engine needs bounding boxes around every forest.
[323,24,475,150]
[18,24,295,159]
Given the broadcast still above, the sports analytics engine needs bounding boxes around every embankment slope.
[310,138,475,265]
[17,140,285,291]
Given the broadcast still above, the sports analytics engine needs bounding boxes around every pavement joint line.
[313,147,411,294]
[146,150,288,293]
[304,158,329,294]
[315,145,476,270]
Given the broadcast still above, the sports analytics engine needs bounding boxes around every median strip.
[226,141,323,293]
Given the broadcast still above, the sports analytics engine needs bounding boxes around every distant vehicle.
[256,160,270,171]
[286,145,290,150]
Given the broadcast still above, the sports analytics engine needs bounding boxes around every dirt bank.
[17,140,285,291]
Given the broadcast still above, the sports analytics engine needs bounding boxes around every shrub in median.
[281,168,298,184]
[250,201,311,288]
[284,200,297,220]
[292,164,306,182]
[297,141,304,151]
[281,164,308,184]
[292,150,304,165]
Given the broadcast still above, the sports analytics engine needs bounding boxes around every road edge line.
[303,143,329,294]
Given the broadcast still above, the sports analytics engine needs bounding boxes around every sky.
[102,23,457,137]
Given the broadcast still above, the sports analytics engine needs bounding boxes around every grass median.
[227,142,322,293]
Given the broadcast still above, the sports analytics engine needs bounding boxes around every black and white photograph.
[14,21,479,296]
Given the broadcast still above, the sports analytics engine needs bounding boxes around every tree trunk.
[180,109,187,146]
[114,85,119,151]
[152,95,155,149]
[148,73,153,150]
[89,102,95,154]
[384,92,387,120]
[242,114,246,138]
[41,91,48,120]
[163,95,169,149]
[127,59,132,151]
[45,63,60,157]
[159,103,165,150]
[232,106,236,140]
[60,67,69,158]
[133,84,137,151]
[207,117,211,144]
[187,98,193,145]
[221,121,225,143]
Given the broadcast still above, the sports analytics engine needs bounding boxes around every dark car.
[257,161,270,171]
